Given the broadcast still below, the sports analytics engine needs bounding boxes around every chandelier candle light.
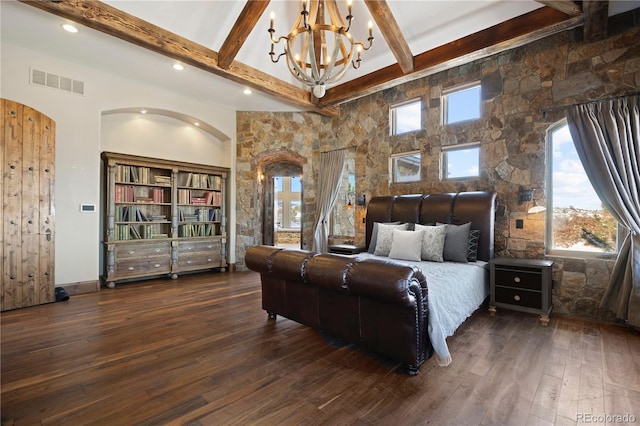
[269,0,374,98]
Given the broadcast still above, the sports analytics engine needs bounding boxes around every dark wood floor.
[2,271,639,426]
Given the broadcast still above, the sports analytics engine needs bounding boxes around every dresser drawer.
[176,240,221,255]
[494,268,542,291]
[114,258,171,279]
[177,254,222,270]
[115,241,171,259]
[494,286,542,310]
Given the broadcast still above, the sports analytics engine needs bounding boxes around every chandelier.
[268,0,374,98]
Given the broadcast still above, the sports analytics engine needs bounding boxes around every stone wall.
[235,12,639,323]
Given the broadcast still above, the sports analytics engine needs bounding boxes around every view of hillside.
[552,206,618,252]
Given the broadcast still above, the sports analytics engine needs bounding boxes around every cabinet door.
[1,99,55,310]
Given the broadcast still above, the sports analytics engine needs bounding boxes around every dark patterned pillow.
[467,229,480,262]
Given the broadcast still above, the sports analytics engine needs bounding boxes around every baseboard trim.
[59,280,100,295]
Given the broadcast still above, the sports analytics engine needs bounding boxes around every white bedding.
[357,253,489,366]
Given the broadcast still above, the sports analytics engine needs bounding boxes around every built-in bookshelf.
[101,152,229,288]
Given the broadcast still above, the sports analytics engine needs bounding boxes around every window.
[547,122,618,254]
[391,152,421,183]
[443,83,481,125]
[443,144,480,179]
[390,99,421,135]
[274,176,301,229]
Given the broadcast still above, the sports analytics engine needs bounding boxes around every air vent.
[30,68,85,96]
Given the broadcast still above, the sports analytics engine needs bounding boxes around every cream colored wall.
[1,42,237,286]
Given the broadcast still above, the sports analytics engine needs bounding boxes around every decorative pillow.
[388,229,424,261]
[368,221,402,253]
[414,224,447,262]
[373,223,409,256]
[438,222,471,263]
[467,229,480,262]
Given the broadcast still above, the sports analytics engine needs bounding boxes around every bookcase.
[101,152,229,288]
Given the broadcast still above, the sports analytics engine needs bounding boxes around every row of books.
[115,224,169,240]
[115,186,166,203]
[177,189,222,206]
[116,206,168,222]
[178,223,218,237]
[115,165,172,185]
[178,208,221,222]
[180,173,222,190]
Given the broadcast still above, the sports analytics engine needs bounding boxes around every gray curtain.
[566,95,640,327]
[312,150,346,253]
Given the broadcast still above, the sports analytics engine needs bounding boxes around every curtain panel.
[566,95,640,327]
[312,150,346,253]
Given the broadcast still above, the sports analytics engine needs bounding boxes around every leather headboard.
[365,192,498,261]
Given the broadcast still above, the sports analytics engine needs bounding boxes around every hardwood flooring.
[1,271,639,425]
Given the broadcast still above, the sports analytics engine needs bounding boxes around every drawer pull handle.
[128,267,135,271]
[154,263,160,268]
[128,251,135,255]
[207,245,213,249]
[207,258,212,262]
[154,248,160,253]
[514,295,521,301]
[186,260,192,264]
[514,277,521,283]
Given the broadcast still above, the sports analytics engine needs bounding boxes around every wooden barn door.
[1,99,55,310]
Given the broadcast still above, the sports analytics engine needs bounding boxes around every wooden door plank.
[2,100,24,311]
[21,105,40,308]
[39,114,55,304]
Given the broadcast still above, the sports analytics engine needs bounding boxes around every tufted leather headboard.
[365,192,498,262]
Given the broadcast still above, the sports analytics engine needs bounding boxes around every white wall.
[1,42,237,286]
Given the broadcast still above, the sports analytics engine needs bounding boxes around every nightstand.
[328,244,366,255]
[489,257,554,326]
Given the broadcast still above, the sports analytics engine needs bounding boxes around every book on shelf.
[154,175,171,185]
[116,165,151,184]
[178,223,216,237]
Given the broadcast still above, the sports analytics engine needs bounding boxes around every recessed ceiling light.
[194,122,200,126]
[140,109,147,114]
[62,24,78,33]
[243,88,252,95]
[172,63,184,71]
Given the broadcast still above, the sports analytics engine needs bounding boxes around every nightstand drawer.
[494,268,541,291]
[494,286,542,310]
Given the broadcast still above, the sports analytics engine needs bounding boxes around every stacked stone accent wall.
[236,13,639,323]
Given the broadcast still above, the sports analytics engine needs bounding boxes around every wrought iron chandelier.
[268,0,374,98]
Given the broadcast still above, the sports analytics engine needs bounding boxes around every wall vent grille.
[30,68,85,96]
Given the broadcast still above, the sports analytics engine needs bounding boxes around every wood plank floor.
[1,271,639,426]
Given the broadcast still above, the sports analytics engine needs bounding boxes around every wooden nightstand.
[489,257,554,326]
[328,244,366,255]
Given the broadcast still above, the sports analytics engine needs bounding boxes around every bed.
[245,191,498,374]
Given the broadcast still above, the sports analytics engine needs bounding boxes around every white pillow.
[388,229,424,261]
[373,223,409,256]
[414,224,447,262]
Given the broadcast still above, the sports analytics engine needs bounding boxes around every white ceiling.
[2,1,639,113]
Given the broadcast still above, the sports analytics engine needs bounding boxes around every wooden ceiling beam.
[20,0,339,117]
[318,7,582,106]
[218,0,270,70]
[364,0,413,74]
[583,0,609,42]
[536,0,582,16]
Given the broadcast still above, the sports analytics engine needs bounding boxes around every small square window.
[443,145,480,179]
[390,99,421,135]
[392,152,421,183]
[443,84,481,125]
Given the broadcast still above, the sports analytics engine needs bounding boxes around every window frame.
[274,176,302,230]
[389,98,422,136]
[442,81,481,125]
[545,120,619,258]
[441,143,481,180]
[390,151,422,183]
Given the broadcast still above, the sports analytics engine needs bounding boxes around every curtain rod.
[540,91,640,117]
[320,145,357,154]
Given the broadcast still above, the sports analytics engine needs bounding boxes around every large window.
[443,83,481,125]
[274,176,301,229]
[547,122,618,254]
[442,144,480,179]
[390,99,422,135]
